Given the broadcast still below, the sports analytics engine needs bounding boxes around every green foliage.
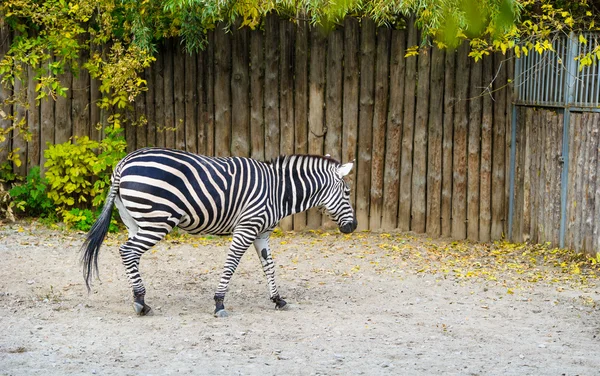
[0,162,19,221]
[63,208,120,233]
[91,120,128,207]
[8,166,55,217]
[0,161,19,185]
[44,136,101,209]
[43,124,126,213]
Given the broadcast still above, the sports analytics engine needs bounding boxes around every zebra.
[81,148,357,317]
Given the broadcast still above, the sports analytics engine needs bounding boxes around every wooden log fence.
[1,16,516,241]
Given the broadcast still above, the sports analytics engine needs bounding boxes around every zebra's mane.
[269,154,341,167]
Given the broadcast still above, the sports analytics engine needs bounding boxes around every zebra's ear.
[337,162,354,178]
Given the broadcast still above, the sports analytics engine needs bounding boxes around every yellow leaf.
[565,17,574,27]
[579,34,587,45]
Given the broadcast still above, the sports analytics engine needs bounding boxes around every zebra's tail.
[81,178,119,292]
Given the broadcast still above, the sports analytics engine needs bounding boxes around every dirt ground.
[1,222,599,376]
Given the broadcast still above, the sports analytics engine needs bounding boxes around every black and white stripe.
[81,147,357,316]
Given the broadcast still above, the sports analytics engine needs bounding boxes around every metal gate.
[510,32,600,251]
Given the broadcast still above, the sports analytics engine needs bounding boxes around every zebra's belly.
[119,192,244,237]
[178,214,237,236]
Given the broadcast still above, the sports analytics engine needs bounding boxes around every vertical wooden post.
[382,29,406,230]
[214,25,232,156]
[411,44,431,233]
[232,26,250,157]
[451,42,470,239]
[293,20,309,231]
[72,39,90,140]
[369,27,391,230]
[479,55,493,242]
[90,44,102,142]
[491,53,507,239]
[250,30,265,160]
[324,27,344,230]
[279,20,295,231]
[184,50,198,153]
[163,41,175,149]
[27,65,40,170]
[154,44,165,148]
[307,25,327,228]
[264,14,280,161]
[205,32,215,156]
[196,47,206,155]
[342,17,360,210]
[325,28,343,162]
[441,50,456,237]
[173,42,185,151]
[566,113,580,249]
[510,107,524,242]
[54,66,72,146]
[0,16,11,165]
[135,70,147,148]
[13,64,28,176]
[425,47,444,237]
[521,107,533,242]
[250,28,265,161]
[467,60,482,240]
[592,114,600,252]
[39,57,55,171]
[145,64,156,147]
[553,111,565,247]
[398,19,417,231]
[355,18,375,231]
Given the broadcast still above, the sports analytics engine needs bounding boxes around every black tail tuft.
[81,186,117,291]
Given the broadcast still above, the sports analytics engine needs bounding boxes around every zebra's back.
[116,148,272,235]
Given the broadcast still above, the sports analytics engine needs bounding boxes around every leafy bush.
[44,124,127,213]
[91,120,128,207]
[44,136,100,208]
[0,162,18,221]
[9,166,55,218]
[63,208,120,233]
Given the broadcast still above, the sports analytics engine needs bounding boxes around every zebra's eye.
[342,182,350,196]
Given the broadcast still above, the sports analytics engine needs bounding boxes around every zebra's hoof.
[133,302,152,316]
[214,309,229,318]
[275,298,288,310]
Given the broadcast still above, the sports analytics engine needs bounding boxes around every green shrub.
[9,166,55,218]
[44,123,127,213]
[0,162,18,221]
[44,136,100,209]
[63,208,120,233]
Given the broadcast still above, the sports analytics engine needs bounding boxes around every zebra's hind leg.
[119,230,167,316]
[213,228,256,318]
[253,232,287,310]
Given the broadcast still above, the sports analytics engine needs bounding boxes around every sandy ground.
[0,222,599,376]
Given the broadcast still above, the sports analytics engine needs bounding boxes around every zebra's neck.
[271,155,335,219]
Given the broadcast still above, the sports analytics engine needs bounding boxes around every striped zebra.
[81,148,357,317]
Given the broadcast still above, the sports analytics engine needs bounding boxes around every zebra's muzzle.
[339,218,358,234]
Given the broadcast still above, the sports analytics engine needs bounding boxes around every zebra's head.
[320,160,358,234]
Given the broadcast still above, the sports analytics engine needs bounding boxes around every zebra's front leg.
[213,230,256,318]
[253,232,286,310]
